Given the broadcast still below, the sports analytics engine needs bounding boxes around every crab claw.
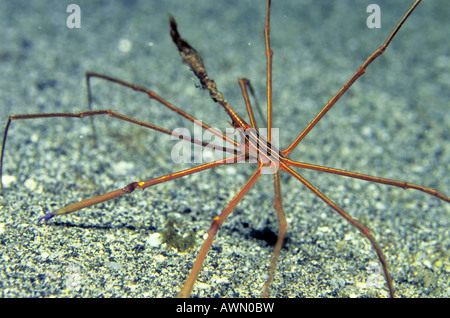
[37,212,55,225]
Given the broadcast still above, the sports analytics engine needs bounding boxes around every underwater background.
[0,0,448,297]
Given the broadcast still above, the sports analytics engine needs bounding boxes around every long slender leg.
[263,4,284,292]
[178,165,262,297]
[264,0,273,142]
[238,78,266,129]
[259,1,287,297]
[283,0,422,155]
[280,162,394,297]
[0,111,239,190]
[86,72,239,148]
[239,78,259,130]
[38,155,243,223]
[261,170,287,297]
[285,158,450,203]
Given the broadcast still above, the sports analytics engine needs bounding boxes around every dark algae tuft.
[161,218,196,252]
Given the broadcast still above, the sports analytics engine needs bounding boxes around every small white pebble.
[154,254,166,263]
[225,166,237,176]
[2,175,17,188]
[147,233,162,248]
[216,277,230,285]
[355,282,367,289]
[118,38,132,53]
[31,133,39,143]
[196,282,211,291]
[2,253,10,262]
[375,201,387,210]
[316,226,331,234]
[24,178,38,191]
[423,260,432,269]
[112,161,135,175]
[344,232,355,241]
[40,252,50,261]
[105,262,122,271]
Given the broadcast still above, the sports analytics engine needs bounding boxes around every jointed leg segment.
[38,154,243,224]
[177,165,263,298]
[283,0,423,156]
[287,159,450,203]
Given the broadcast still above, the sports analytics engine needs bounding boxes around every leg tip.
[37,212,55,225]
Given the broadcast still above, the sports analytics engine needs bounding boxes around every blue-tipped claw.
[37,213,55,224]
